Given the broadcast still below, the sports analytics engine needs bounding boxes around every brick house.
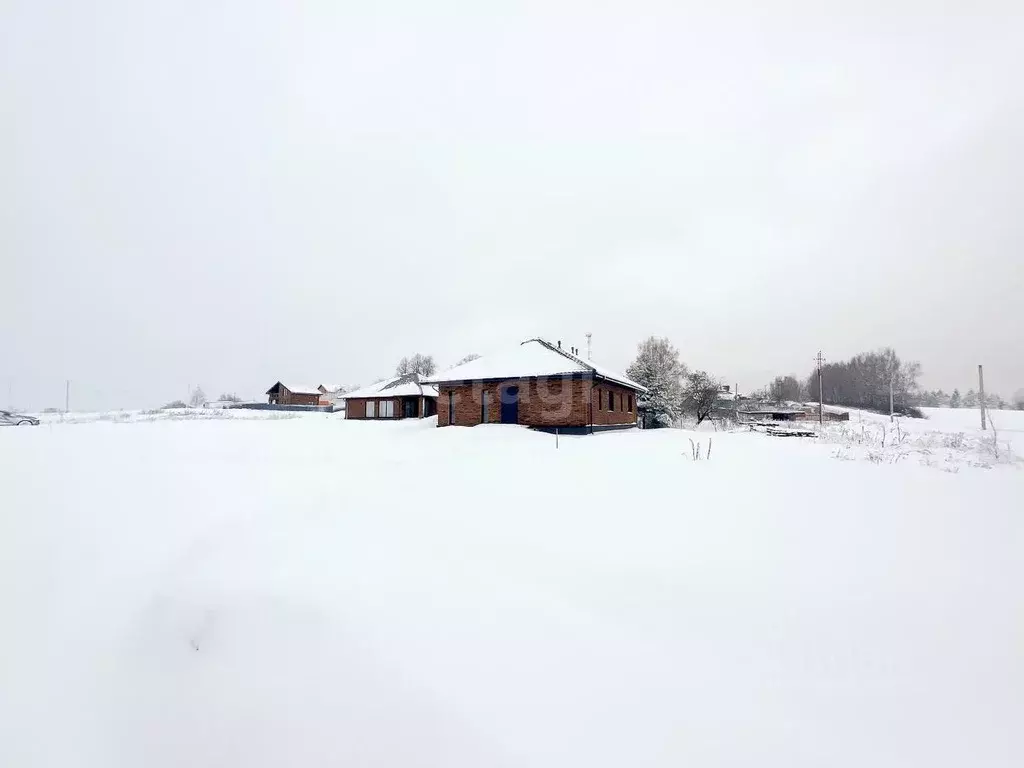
[342,373,439,420]
[423,338,647,433]
[265,382,323,406]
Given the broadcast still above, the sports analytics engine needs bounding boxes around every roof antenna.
[585,332,592,360]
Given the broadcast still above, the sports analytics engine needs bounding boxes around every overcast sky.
[3,1,1022,410]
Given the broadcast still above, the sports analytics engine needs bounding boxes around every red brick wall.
[345,396,437,419]
[345,397,402,419]
[437,377,637,428]
[591,382,638,426]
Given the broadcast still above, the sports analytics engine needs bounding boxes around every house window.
[482,390,489,423]
[381,400,394,418]
[598,389,603,410]
[608,391,614,411]
[628,394,634,412]
[366,400,376,418]
[448,393,455,425]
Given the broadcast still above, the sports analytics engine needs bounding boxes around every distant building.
[737,404,850,422]
[265,382,322,407]
[317,384,347,408]
[423,338,648,433]
[342,373,438,420]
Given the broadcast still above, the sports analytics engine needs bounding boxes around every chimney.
[558,340,562,349]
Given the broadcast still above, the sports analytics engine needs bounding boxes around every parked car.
[0,410,40,426]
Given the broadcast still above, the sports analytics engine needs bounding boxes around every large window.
[481,390,489,423]
[380,400,394,418]
[448,393,455,425]
[628,394,634,412]
[608,391,614,411]
[366,400,376,418]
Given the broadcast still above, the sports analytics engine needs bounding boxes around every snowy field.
[805,406,1024,471]
[2,411,1022,767]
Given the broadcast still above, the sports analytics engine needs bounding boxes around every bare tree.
[455,353,481,366]
[163,400,188,409]
[218,392,242,403]
[682,370,720,425]
[188,387,206,408]
[768,375,802,402]
[1014,389,1024,410]
[396,353,436,377]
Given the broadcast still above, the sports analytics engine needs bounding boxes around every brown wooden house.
[265,382,323,407]
[423,338,648,433]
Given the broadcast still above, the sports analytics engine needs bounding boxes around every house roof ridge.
[523,337,596,375]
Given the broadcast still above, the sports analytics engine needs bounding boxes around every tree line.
[756,350,1024,413]
[807,348,921,415]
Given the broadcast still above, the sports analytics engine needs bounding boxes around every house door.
[500,385,519,424]
[403,398,417,418]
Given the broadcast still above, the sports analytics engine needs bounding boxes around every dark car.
[0,410,40,426]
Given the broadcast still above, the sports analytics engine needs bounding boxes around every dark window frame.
[448,392,455,425]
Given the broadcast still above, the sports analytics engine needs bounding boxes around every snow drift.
[1,414,1021,767]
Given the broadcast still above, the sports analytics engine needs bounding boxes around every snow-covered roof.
[266,382,323,396]
[423,339,648,393]
[342,373,439,401]
[319,384,345,393]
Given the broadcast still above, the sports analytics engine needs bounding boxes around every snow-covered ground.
[1,413,1021,767]
[28,407,308,425]
[795,407,1024,472]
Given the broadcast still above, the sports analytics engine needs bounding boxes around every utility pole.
[65,380,70,414]
[978,364,986,430]
[585,332,592,361]
[815,351,825,426]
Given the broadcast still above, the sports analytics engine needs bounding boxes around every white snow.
[1,412,1022,767]
[343,375,439,400]
[788,406,1024,470]
[427,338,647,391]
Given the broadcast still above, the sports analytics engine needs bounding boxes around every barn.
[423,338,647,433]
